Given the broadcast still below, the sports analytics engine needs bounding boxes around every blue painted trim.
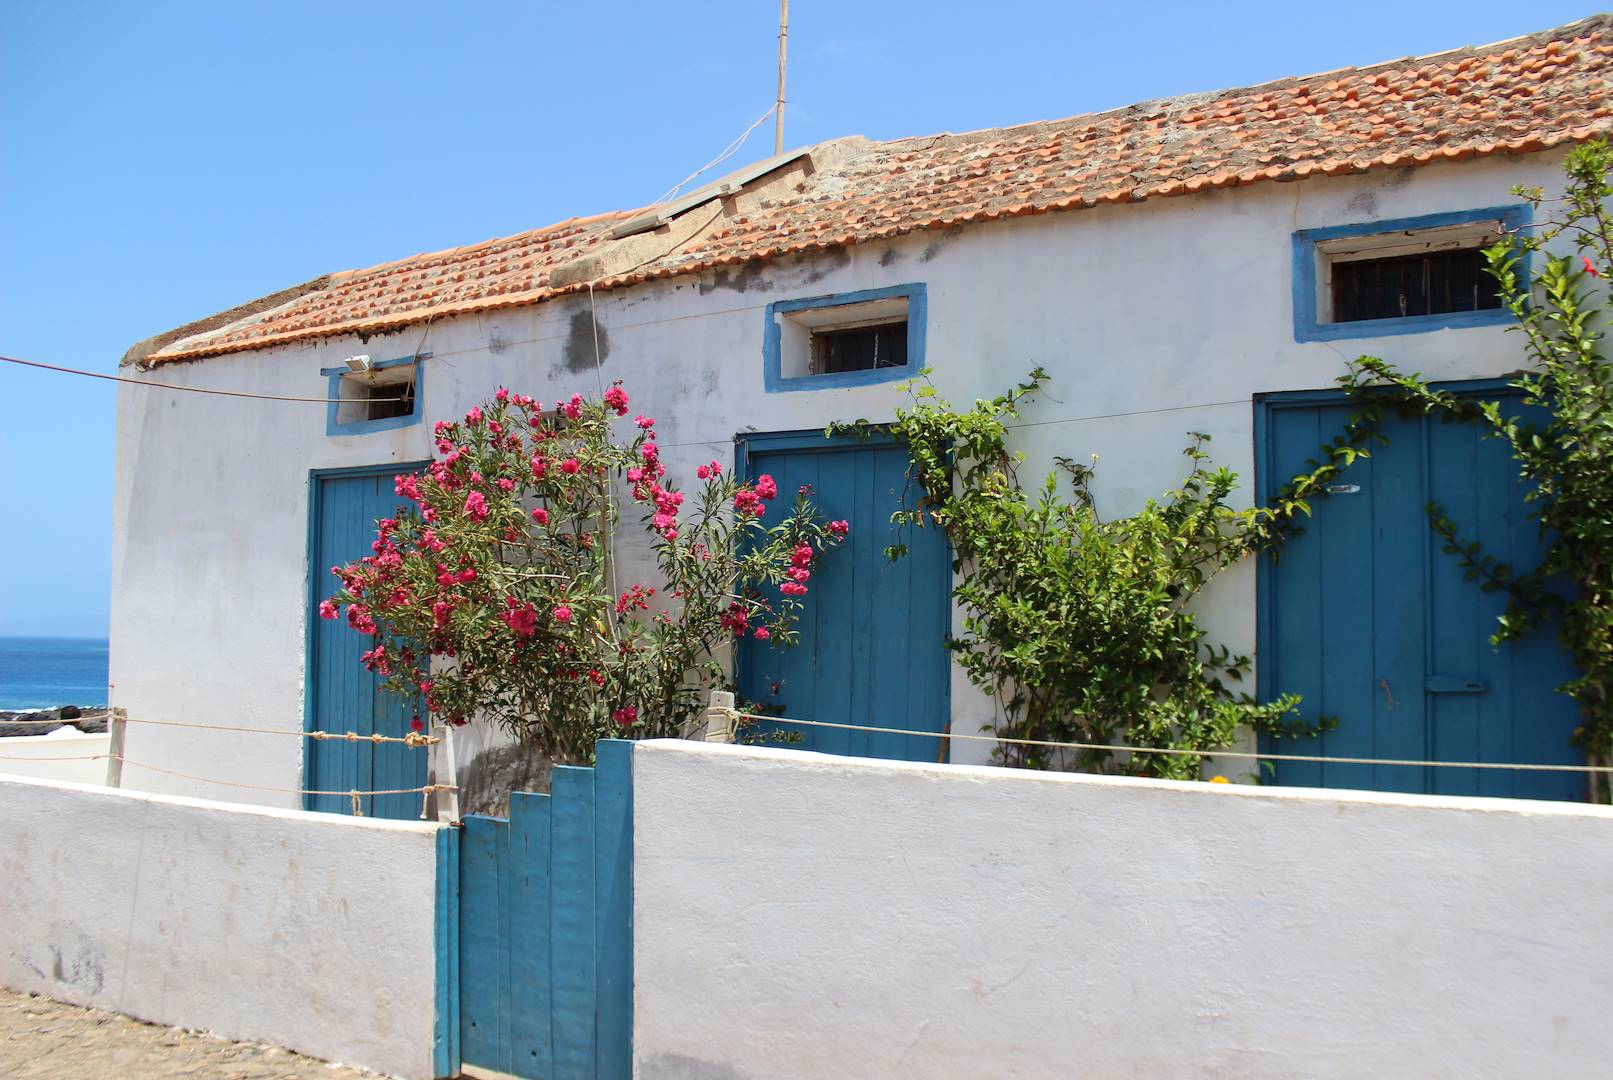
[763,283,926,393]
[432,825,461,1079]
[302,460,430,809]
[322,352,429,436]
[593,739,634,1080]
[1291,205,1531,342]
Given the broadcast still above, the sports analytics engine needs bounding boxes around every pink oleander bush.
[322,383,847,763]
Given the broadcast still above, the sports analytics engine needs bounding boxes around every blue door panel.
[738,437,950,762]
[1262,391,1583,800]
[307,467,427,818]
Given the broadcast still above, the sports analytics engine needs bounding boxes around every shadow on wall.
[457,740,553,816]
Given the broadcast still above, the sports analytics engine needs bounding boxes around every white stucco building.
[113,17,1613,813]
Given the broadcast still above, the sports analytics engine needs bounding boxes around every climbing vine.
[1337,138,1613,800]
[845,372,1349,779]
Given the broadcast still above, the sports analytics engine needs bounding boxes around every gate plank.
[459,815,512,1073]
[551,766,597,1078]
[509,791,554,1076]
[594,740,633,1079]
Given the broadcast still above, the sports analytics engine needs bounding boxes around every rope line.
[116,715,437,747]
[0,354,414,404]
[730,710,1613,775]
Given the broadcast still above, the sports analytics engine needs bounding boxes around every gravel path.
[0,987,383,1078]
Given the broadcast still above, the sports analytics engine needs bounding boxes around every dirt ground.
[0,986,383,1078]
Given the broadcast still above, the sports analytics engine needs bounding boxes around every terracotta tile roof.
[145,16,1613,365]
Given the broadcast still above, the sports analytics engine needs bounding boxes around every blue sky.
[0,0,1592,637]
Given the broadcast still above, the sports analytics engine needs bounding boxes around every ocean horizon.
[0,635,110,710]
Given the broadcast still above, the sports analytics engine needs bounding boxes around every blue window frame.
[320,352,428,436]
[763,283,927,393]
[1291,206,1530,343]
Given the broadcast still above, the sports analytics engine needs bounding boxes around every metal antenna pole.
[775,0,789,154]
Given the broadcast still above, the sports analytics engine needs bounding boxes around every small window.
[764,284,926,392]
[1328,237,1502,324]
[322,354,426,435]
[1293,207,1528,343]
[336,369,415,426]
[812,320,908,374]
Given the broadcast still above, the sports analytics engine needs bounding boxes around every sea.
[0,636,110,711]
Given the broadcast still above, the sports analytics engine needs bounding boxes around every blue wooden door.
[737,434,951,761]
[306,465,429,818]
[1260,389,1583,799]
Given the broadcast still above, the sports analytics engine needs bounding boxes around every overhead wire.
[0,353,415,404]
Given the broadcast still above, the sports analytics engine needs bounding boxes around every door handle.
[1426,676,1488,694]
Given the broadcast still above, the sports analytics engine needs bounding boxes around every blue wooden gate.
[1258,387,1584,799]
[305,464,430,818]
[457,739,633,1079]
[736,432,952,761]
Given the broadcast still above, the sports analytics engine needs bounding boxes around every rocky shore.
[0,706,110,738]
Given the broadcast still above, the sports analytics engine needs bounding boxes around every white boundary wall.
[632,740,1613,1079]
[0,730,110,785]
[0,776,445,1079]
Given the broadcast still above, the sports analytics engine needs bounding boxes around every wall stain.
[919,225,965,263]
[698,264,770,296]
[798,246,851,285]
[564,310,610,373]
[878,249,899,267]
[486,326,512,355]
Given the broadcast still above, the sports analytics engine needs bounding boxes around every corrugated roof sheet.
[145,16,1613,365]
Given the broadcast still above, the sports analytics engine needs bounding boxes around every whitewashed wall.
[632,739,1613,1079]
[112,151,1567,800]
[0,730,109,785]
[0,775,447,1079]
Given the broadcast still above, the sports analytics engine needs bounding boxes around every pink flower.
[798,483,813,496]
[789,567,810,583]
[780,581,808,597]
[464,490,489,521]
[754,474,778,501]
[553,604,573,623]
[634,414,655,429]
[734,489,765,517]
[562,394,584,420]
[828,519,850,537]
[465,406,484,426]
[501,598,538,638]
[707,461,722,476]
[792,542,814,567]
[346,604,378,635]
[530,455,548,479]
[495,387,510,403]
[496,478,515,492]
[560,458,581,475]
[753,626,772,641]
[612,706,638,727]
[394,473,421,501]
[319,599,340,620]
[1585,255,1602,279]
[604,385,629,415]
[696,464,710,480]
[531,507,550,525]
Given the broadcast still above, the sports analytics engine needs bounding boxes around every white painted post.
[436,723,461,823]
[702,690,736,743]
[104,707,126,788]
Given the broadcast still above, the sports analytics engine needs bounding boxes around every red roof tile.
[144,16,1613,365]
